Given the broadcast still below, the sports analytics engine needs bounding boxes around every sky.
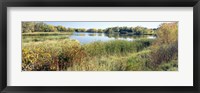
[44,22,174,29]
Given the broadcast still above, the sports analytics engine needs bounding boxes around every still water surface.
[69,32,155,44]
[23,32,155,44]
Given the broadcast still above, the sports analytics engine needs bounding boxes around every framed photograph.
[0,0,199,93]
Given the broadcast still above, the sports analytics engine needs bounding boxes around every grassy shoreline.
[22,32,73,36]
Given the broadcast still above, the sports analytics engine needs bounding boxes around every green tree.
[67,28,75,32]
[87,28,98,33]
[97,29,103,33]
[76,28,86,32]
[44,25,58,32]
[56,25,67,32]
[34,22,46,32]
[22,22,35,33]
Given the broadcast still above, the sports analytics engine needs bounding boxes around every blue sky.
[44,22,173,29]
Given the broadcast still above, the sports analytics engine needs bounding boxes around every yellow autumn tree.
[155,22,178,45]
[149,22,178,69]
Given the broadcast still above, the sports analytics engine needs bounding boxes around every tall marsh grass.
[22,37,177,71]
[84,39,153,57]
[22,39,153,71]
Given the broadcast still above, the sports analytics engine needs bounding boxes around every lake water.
[69,32,155,44]
[23,32,155,44]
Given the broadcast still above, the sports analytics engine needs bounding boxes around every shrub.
[158,60,178,71]
[22,39,87,71]
[148,41,178,70]
[126,50,151,71]
[58,46,87,70]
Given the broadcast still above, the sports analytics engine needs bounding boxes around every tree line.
[22,22,157,35]
[22,22,72,33]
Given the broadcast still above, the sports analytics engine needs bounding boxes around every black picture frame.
[0,0,199,93]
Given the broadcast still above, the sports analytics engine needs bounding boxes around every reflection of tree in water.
[98,33,103,36]
[105,33,152,39]
[75,34,85,36]
[88,33,97,36]
[105,33,119,39]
